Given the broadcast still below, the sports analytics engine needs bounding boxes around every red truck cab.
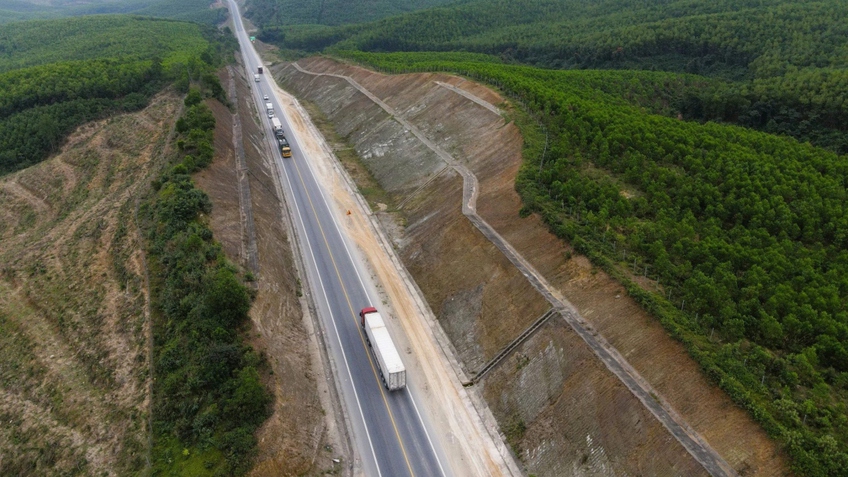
[360,307,378,327]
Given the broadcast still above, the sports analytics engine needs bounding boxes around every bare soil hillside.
[0,92,181,476]
[273,57,790,476]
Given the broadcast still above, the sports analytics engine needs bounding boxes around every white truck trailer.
[265,102,274,117]
[360,307,406,390]
[271,117,284,137]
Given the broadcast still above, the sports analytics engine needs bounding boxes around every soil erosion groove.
[291,61,738,477]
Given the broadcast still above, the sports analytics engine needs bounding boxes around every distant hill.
[0,15,211,72]
[277,0,846,76]
[0,15,232,174]
[260,0,848,153]
[244,0,459,28]
[0,0,227,25]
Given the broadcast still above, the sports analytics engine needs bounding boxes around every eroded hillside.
[0,91,181,476]
[272,57,790,476]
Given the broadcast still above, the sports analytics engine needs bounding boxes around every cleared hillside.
[0,90,181,476]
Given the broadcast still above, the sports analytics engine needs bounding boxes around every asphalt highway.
[225,2,451,476]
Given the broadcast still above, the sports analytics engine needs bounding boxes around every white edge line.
[408,392,448,477]
[272,103,383,477]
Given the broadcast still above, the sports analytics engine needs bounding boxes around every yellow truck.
[278,137,292,158]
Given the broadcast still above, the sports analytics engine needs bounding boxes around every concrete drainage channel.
[469,308,558,385]
[291,62,739,477]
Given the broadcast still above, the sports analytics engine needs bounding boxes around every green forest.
[144,90,271,476]
[0,0,227,25]
[263,0,848,154]
[244,0,456,29]
[0,15,233,175]
[340,49,848,477]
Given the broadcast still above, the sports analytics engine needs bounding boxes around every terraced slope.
[0,91,181,476]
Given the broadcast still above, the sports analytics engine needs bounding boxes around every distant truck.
[257,66,263,74]
[271,117,284,137]
[253,73,259,82]
[360,307,406,390]
[278,137,292,158]
[265,102,274,118]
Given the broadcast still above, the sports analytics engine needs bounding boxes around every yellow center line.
[289,155,417,477]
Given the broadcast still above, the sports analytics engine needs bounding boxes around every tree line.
[146,91,271,476]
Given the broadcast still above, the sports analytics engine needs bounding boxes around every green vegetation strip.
[338,50,848,476]
[143,93,270,475]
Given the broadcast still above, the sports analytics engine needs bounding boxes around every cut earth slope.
[272,56,790,476]
[192,59,346,476]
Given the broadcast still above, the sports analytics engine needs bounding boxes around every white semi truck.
[360,307,406,391]
[265,102,274,118]
[271,117,283,137]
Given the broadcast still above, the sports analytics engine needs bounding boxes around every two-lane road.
[225,2,450,476]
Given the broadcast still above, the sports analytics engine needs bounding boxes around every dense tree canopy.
[263,0,848,153]
[0,15,212,73]
[244,0,457,29]
[0,0,228,25]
